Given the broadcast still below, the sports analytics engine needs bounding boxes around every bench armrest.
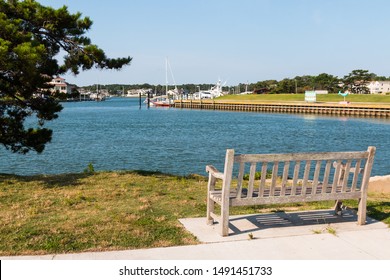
[206,165,224,180]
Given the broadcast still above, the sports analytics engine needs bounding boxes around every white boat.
[126,88,152,97]
[193,79,225,99]
[145,95,173,107]
[89,84,109,101]
[90,92,106,101]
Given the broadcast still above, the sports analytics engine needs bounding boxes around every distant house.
[253,88,269,94]
[367,81,390,94]
[48,76,75,95]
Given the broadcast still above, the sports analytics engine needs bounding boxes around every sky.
[38,0,390,86]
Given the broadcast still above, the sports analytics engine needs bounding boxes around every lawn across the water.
[216,93,390,104]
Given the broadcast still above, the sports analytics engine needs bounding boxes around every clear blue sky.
[39,0,390,86]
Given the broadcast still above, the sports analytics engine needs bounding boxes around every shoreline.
[1,171,388,193]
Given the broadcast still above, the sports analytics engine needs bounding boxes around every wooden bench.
[206,147,376,236]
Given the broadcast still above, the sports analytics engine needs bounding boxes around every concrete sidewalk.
[2,209,390,260]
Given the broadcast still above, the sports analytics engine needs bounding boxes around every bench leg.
[206,176,216,225]
[206,196,215,225]
[357,197,367,225]
[334,200,343,216]
[220,204,229,236]
[221,214,229,236]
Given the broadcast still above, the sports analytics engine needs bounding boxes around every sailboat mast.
[165,57,168,95]
[96,83,99,101]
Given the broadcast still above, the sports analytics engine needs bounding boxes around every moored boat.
[146,95,173,107]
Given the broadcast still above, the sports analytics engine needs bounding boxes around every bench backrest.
[222,146,376,198]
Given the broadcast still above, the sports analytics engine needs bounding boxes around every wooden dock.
[173,100,390,118]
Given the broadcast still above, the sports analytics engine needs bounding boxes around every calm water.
[1,98,389,176]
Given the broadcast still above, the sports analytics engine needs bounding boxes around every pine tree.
[0,0,131,153]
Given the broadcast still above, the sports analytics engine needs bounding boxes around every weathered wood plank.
[236,162,245,198]
[292,161,301,195]
[248,162,256,198]
[270,162,279,196]
[342,160,352,192]
[322,160,332,193]
[302,160,311,195]
[210,184,360,203]
[205,165,224,179]
[230,192,362,206]
[281,161,290,196]
[234,151,368,163]
[221,149,235,236]
[332,160,342,193]
[206,173,217,225]
[259,162,268,197]
[312,160,322,194]
[358,146,376,225]
[351,160,362,192]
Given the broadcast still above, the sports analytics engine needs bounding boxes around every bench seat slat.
[210,184,359,199]
[231,192,362,206]
[210,185,362,206]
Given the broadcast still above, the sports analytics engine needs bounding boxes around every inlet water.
[1,98,389,176]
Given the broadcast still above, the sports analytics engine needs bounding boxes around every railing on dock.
[173,100,390,118]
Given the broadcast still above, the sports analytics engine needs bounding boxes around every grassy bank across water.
[217,93,390,104]
[1,171,389,256]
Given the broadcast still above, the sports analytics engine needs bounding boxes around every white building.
[48,76,74,94]
[367,81,390,94]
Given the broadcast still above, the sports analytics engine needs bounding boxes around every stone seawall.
[174,100,390,118]
[369,175,390,193]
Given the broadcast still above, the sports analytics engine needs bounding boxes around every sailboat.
[147,95,170,107]
[90,84,106,101]
[147,58,177,107]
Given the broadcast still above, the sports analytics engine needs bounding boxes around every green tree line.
[82,70,390,95]
[241,70,389,94]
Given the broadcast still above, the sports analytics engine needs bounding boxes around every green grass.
[0,171,389,256]
[217,93,390,104]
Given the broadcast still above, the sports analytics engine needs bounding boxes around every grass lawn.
[217,93,390,104]
[0,171,389,256]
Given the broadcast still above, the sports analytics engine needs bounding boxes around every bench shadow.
[367,202,390,223]
[227,209,380,236]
